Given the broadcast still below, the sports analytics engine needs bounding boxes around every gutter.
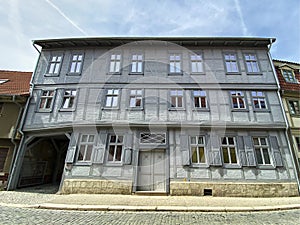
[267,39,300,194]
[6,43,41,190]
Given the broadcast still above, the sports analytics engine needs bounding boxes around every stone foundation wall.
[61,179,132,194]
[170,181,299,197]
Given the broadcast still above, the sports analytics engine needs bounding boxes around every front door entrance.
[137,149,166,192]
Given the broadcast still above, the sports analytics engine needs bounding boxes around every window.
[77,134,95,162]
[69,54,83,74]
[140,133,166,144]
[295,137,300,151]
[191,54,203,73]
[170,90,184,108]
[109,54,121,73]
[169,54,181,73]
[0,79,9,84]
[282,69,297,83]
[0,147,9,172]
[253,137,271,165]
[224,53,239,73]
[288,100,300,115]
[245,54,260,73]
[108,135,123,162]
[193,90,207,108]
[39,90,55,110]
[231,91,246,109]
[131,54,143,73]
[252,91,267,109]
[129,89,143,108]
[191,136,206,164]
[0,103,3,115]
[61,89,77,109]
[221,137,237,164]
[47,55,62,75]
[105,89,120,108]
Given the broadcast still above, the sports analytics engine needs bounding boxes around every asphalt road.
[1,206,299,225]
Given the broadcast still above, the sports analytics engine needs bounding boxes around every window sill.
[102,107,120,110]
[222,164,242,169]
[190,163,209,168]
[105,162,123,166]
[44,74,59,77]
[128,72,144,75]
[36,109,53,113]
[192,108,210,112]
[126,107,144,111]
[168,108,186,111]
[74,161,92,166]
[226,72,241,75]
[168,73,183,76]
[66,73,82,76]
[253,109,271,113]
[231,109,249,112]
[256,165,275,169]
[246,72,263,76]
[191,72,205,75]
[107,72,121,75]
[59,108,76,112]
[290,114,300,118]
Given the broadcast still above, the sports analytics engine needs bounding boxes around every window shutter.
[124,133,133,165]
[93,132,107,164]
[244,136,256,167]
[236,136,247,166]
[180,134,190,166]
[207,134,222,166]
[269,136,283,167]
[65,133,78,163]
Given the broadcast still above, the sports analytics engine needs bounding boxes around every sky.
[0,0,299,72]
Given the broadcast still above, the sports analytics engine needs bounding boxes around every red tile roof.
[0,70,32,96]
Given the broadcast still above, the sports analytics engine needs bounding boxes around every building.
[273,59,300,173]
[0,70,31,187]
[7,37,300,197]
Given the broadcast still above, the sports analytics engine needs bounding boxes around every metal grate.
[140,133,166,144]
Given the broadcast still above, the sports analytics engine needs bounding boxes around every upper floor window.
[224,53,239,73]
[245,54,260,73]
[253,137,271,165]
[192,90,207,109]
[131,54,143,73]
[191,54,203,73]
[221,137,237,164]
[252,91,267,109]
[288,100,300,116]
[77,134,95,162]
[109,54,121,73]
[39,90,55,110]
[69,54,83,74]
[108,135,123,162]
[61,89,77,110]
[170,90,184,108]
[169,54,181,73]
[105,89,119,108]
[129,89,143,108]
[230,91,246,109]
[47,55,63,75]
[190,136,206,164]
[282,69,297,83]
[295,136,300,152]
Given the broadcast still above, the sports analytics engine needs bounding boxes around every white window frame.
[169,54,181,74]
[244,54,260,73]
[46,55,63,75]
[253,137,271,165]
[224,53,239,73]
[77,134,95,162]
[61,89,77,110]
[230,91,246,109]
[282,69,297,83]
[170,90,184,108]
[69,53,84,74]
[192,90,207,109]
[251,91,267,110]
[130,54,143,74]
[107,134,124,163]
[105,89,120,108]
[190,53,203,74]
[38,90,55,111]
[109,54,121,73]
[129,89,143,108]
[221,137,238,164]
[190,136,206,164]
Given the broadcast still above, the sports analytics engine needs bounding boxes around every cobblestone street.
[1,206,299,225]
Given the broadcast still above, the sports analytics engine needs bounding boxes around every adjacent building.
[7,37,300,197]
[0,70,31,187]
[273,60,300,173]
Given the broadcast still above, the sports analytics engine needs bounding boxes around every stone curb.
[26,203,300,212]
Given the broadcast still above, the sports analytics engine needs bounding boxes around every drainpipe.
[6,42,40,190]
[267,38,300,194]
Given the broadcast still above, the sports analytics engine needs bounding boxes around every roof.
[0,70,32,96]
[33,36,276,49]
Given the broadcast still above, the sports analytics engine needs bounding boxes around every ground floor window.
[221,137,237,164]
[253,137,271,165]
[190,136,206,164]
[77,134,95,162]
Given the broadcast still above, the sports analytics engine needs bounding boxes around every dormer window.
[0,79,9,84]
[282,69,297,83]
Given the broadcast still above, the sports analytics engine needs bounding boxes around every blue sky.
[1,0,299,71]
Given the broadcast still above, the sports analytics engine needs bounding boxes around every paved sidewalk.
[1,185,300,212]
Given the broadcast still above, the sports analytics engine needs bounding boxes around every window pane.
[45,99,52,108]
[82,135,88,142]
[253,138,259,145]
[85,145,93,161]
[198,137,204,144]
[116,146,122,161]
[39,99,46,109]
[223,148,229,163]
[106,96,112,107]
[230,148,237,163]
[255,148,263,164]
[191,147,198,163]
[177,97,183,107]
[228,137,234,145]
[260,138,266,145]
[191,137,196,144]
[112,96,118,107]
[171,96,176,107]
[194,97,200,107]
[110,135,116,143]
[199,147,205,163]
[263,148,270,164]
[117,136,123,143]
[201,97,206,108]
[88,135,94,142]
[130,97,136,107]
[108,146,115,161]
[136,98,141,107]
[78,146,85,161]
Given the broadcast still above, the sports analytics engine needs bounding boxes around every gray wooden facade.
[8,37,300,196]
